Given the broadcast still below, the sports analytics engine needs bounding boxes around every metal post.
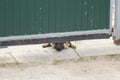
[114,0,120,40]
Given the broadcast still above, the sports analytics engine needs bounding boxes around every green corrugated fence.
[0,0,110,37]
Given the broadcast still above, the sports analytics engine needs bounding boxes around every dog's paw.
[42,43,51,48]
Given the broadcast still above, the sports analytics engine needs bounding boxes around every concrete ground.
[0,55,120,80]
[0,38,120,80]
[0,38,120,64]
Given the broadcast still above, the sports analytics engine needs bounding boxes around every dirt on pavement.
[0,55,120,80]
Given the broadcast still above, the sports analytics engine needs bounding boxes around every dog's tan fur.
[42,42,76,49]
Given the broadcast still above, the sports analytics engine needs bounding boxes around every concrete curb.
[0,38,120,64]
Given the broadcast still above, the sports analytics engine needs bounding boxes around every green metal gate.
[0,0,111,46]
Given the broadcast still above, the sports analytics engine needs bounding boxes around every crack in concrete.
[7,52,19,64]
[72,48,82,58]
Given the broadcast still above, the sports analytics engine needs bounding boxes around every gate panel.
[0,0,112,48]
[0,0,110,37]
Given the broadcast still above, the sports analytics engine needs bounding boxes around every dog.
[42,41,76,51]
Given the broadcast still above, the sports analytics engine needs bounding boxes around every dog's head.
[54,43,64,51]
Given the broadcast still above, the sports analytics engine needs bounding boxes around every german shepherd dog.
[43,41,76,51]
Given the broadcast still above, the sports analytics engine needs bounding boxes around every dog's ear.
[63,43,69,49]
[65,42,76,49]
